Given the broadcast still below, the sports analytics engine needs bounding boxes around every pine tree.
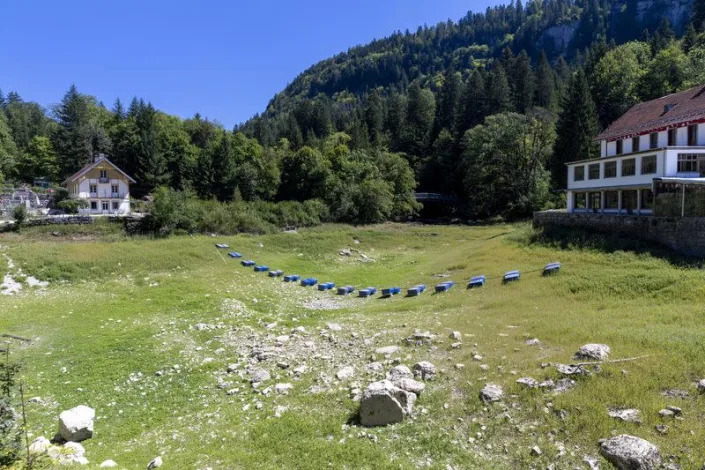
[693,0,705,32]
[551,68,599,188]
[112,98,126,121]
[434,70,462,139]
[683,23,698,53]
[511,50,536,113]
[487,63,513,115]
[401,81,435,162]
[456,69,488,134]
[535,51,556,109]
[363,90,384,145]
[135,103,169,194]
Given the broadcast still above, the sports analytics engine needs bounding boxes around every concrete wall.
[533,210,705,257]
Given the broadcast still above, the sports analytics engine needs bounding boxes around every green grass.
[2,222,705,468]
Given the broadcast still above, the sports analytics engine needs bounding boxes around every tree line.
[2,0,705,226]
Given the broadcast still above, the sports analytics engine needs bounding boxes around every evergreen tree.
[400,81,435,165]
[552,69,599,188]
[434,70,462,138]
[693,0,705,32]
[112,98,126,121]
[135,103,169,194]
[363,90,384,145]
[683,23,698,53]
[511,50,536,113]
[535,51,556,109]
[487,63,513,115]
[456,69,488,134]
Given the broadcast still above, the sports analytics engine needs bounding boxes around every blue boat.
[283,274,301,282]
[228,252,242,258]
[468,275,486,288]
[254,265,269,272]
[407,284,427,296]
[318,282,335,291]
[269,270,284,277]
[381,287,401,296]
[301,278,318,287]
[337,285,355,295]
[543,262,561,276]
[215,243,229,249]
[435,281,455,292]
[358,287,377,297]
[241,260,256,267]
[503,270,520,283]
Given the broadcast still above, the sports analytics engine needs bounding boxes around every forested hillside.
[3,0,705,227]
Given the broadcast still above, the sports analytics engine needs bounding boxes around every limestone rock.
[54,441,88,465]
[147,456,163,469]
[58,405,95,442]
[697,378,705,393]
[336,366,354,381]
[388,365,413,381]
[480,383,504,403]
[600,434,661,470]
[556,363,588,376]
[375,345,400,356]
[608,408,642,423]
[275,383,293,395]
[249,369,271,384]
[413,361,437,380]
[574,343,610,361]
[450,331,462,341]
[516,377,538,388]
[393,377,426,395]
[100,460,119,468]
[359,380,416,427]
[29,436,50,454]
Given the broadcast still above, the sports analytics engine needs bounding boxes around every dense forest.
[3,0,705,228]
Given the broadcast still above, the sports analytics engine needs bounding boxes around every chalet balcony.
[99,177,109,183]
[89,191,126,199]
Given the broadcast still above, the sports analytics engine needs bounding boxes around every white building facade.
[64,155,135,215]
[566,86,705,215]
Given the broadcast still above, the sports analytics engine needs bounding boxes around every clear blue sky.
[2,0,502,128]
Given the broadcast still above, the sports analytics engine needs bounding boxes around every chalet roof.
[595,85,705,142]
[63,156,136,185]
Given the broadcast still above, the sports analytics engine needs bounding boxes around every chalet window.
[604,191,619,209]
[574,192,586,209]
[621,158,636,176]
[668,128,677,146]
[89,184,97,194]
[100,170,108,179]
[650,132,659,149]
[573,166,585,181]
[604,161,617,178]
[615,140,623,155]
[90,201,97,210]
[588,163,600,180]
[677,153,699,172]
[688,125,698,146]
[589,192,601,210]
[641,189,654,210]
[641,155,657,174]
[102,201,109,211]
[112,201,119,210]
[111,185,119,194]
[632,136,640,153]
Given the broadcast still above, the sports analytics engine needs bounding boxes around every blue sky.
[2,0,502,128]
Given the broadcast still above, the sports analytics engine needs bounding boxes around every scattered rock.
[406,331,434,346]
[480,383,504,403]
[58,405,95,442]
[359,380,416,427]
[661,389,689,399]
[531,445,542,456]
[556,363,588,376]
[326,323,343,332]
[275,383,293,395]
[147,456,163,469]
[336,366,355,381]
[574,343,610,361]
[525,338,541,346]
[608,408,642,424]
[655,424,669,435]
[388,365,413,381]
[100,460,118,468]
[697,379,705,393]
[538,380,555,390]
[29,436,50,454]
[393,377,426,395]
[554,378,576,394]
[516,377,538,389]
[375,345,400,356]
[451,342,462,349]
[413,361,437,380]
[666,405,682,416]
[583,455,600,470]
[365,362,384,373]
[450,331,462,341]
[599,434,661,470]
[659,409,674,418]
[49,441,88,465]
[250,369,271,384]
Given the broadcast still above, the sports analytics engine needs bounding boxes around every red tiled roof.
[595,85,705,141]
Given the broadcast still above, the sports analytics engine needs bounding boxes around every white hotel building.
[566,86,705,215]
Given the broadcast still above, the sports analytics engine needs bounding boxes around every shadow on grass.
[521,225,701,267]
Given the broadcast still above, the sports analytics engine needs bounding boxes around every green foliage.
[0,352,21,468]
[17,135,58,182]
[12,206,26,227]
[57,198,89,214]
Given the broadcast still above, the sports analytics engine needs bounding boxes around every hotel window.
[112,201,119,210]
[650,132,659,149]
[632,136,640,153]
[668,128,677,146]
[677,153,699,172]
[622,158,636,176]
[623,190,638,211]
[641,155,657,174]
[615,139,623,155]
[688,125,698,146]
[574,192,586,209]
[589,192,601,210]
[102,201,109,211]
[89,184,97,193]
[641,189,654,210]
[604,191,619,209]
[588,163,600,180]
[604,161,617,178]
[573,166,585,181]
[90,201,97,210]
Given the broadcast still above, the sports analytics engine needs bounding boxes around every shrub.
[57,199,89,214]
[11,206,26,229]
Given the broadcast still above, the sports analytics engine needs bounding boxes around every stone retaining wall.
[533,210,705,257]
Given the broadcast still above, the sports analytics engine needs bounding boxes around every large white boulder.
[58,405,95,442]
[359,380,416,427]
[574,343,611,361]
[480,383,504,403]
[599,434,661,470]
